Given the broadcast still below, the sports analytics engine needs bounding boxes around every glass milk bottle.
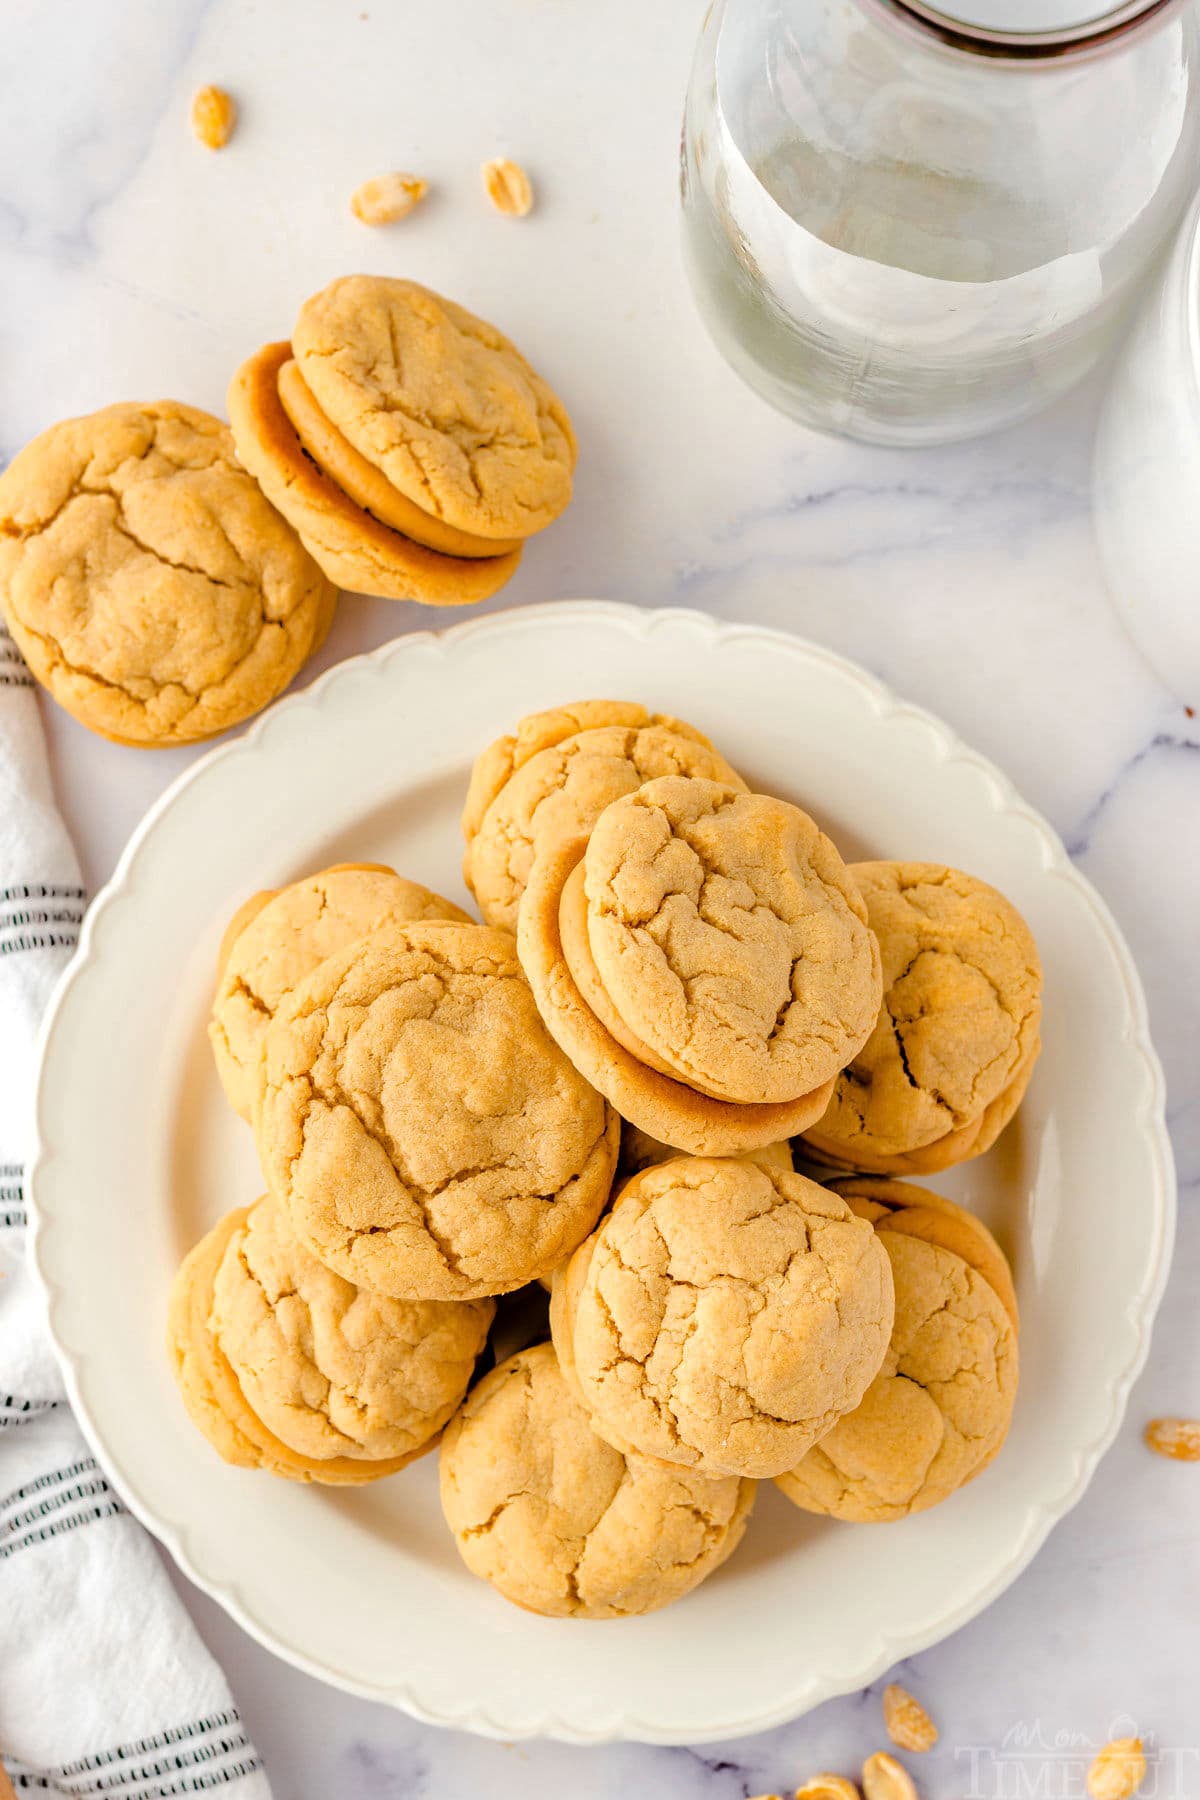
[681,0,1200,446]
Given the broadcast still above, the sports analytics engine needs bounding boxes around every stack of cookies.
[1,276,574,743]
[229,276,574,606]
[168,695,1038,1621]
[171,861,619,1487]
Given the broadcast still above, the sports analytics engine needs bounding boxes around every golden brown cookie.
[803,1035,1040,1178]
[276,356,519,559]
[209,863,472,1123]
[801,862,1042,1173]
[0,401,336,746]
[830,1176,1019,1329]
[292,276,575,540]
[620,1122,793,1178]
[567,779,882,1105]
[550,1158,894,1479]
[440,1343,754,1618]
[775,1177,1018,1520]
[518,836,834,1155]
[460,700,715,845]
[255,920,619,1301]
[466,724,747,934]
[168,1199,493,1482]
[228,341,522,605]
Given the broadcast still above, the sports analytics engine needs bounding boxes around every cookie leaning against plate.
[255,920,620,1301]
[550,1157,894,1480]
[167,1195,494,1484]
[209,862,471,1123]
[440,1342,755,1619]
[465,722,747,933]
[228,341,522,607]
[776,1177,1019,1521]
[0,401,336,746]
[801,861,1042,1174]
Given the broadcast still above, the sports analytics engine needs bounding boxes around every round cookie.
[292,276,576,540]
[829,1176,1019,1330]
[255,921,620,1301]
[276,356,519,559]
[803,1034,1040,1178]
[208,862,472,1123]
[461,700,715,845]
[550,1158,894,1479]
[801,861,1042,1173]
[168,1199,493,1482]
[0,400,336,746]
[775,1177,1018,1520]
[567,778,882,1105]
[620,1121,793,1177]
[466,724,747,934]
[440,1343,755,1618]
[517,835,835,1155]
[228,341,522,605]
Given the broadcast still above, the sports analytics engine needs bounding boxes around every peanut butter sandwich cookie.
[802,862,1042,1175]
[466,721,745,933]
[229,275,575,602]
[518,777,880,1155]
[168,1195,494,1483]
[209,862,471,1122]
[440,1342,754,1618]
[255,921,619,1301]
[0,401,335,745]
[229,342,521,606]
[550,1158,894,1479]
[776,1177,1018,1520]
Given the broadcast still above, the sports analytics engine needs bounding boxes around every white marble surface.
[3,1,1198,1795]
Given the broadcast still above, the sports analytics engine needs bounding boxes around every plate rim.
[29,598,1176,1745]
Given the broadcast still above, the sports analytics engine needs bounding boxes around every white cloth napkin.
[0,624,270,1798]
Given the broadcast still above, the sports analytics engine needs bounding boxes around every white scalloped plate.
[31,601,1173,1745]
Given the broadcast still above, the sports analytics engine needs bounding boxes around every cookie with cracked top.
[461,698,716,846]
[228,340,523,606]
[801,860,1042,1174]
[440,1341,755,1618]
[0,400,335,745]
[518,833,835,1156]
[167,1194,493,1484]
[572,777,882,1105]
[466,725,747,935]
[550,1156,894,1480]
[254,919,620,1301]
[292,275,575,541]
[209,862,471,1124]
[775,1176,1019,1520]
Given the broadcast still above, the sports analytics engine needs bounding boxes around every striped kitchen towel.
[0,624,271,1798]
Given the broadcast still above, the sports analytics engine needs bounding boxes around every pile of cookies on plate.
[169,698,1040,1619]
[0,275,572,746]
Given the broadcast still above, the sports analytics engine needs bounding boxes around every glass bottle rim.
[884,0,1176,54]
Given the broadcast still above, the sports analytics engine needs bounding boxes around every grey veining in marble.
[2,2,1197,1795]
